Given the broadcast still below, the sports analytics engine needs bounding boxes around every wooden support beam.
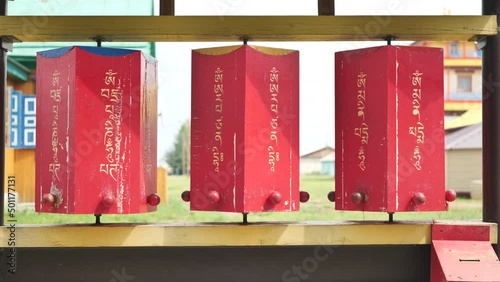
[0,15,495,42]
[0,0,7,228]
[483,0,500,255]
[0,221,497,247]
[318,0,335,15]
[159,0,174,15]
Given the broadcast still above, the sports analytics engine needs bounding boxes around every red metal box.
[35,46,159,214]
[189,45,300,213]
[335,46,447,212]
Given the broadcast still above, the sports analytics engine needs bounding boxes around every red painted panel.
[335,46,445,212]
[191,45,299,213]
[35,46,158,214]
[431,223,500,281]
[432,224,490,241]
[431,241,500,281]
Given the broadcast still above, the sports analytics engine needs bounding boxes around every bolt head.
[351,192,363,205]
[412,192,426,205]
[268,191,282,205]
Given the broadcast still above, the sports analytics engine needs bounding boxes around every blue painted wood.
[22,95,36,148]
[8,88,21,148]
[8,87,36,148]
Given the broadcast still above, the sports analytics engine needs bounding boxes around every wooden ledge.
[0,221,496,248]
[0,15,495,42]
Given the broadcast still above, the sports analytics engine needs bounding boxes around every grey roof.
[445,123,482,150]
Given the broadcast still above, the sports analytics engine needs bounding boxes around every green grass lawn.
[10,175,481,224]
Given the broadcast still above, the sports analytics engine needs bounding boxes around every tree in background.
[166,120,190,175]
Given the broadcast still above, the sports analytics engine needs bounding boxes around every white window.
[457,74,472,92]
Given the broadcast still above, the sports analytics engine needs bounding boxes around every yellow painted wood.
[4,149,14,194]
[445,104,482,129]
[251,45,297,55]
[194,45,242,55]
[444,101,482,112]
[0,221,496,247]
[157,167,167,204]
[13,149,35,203]
[444,58,482,67]
[492,222,498,244]
[194,45,296,56]
[0,16,495,42]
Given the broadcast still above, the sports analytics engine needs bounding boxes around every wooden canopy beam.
[0,15,495,42]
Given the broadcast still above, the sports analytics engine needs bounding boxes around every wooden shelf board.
[0,221,496,248]
[0,15,495,42]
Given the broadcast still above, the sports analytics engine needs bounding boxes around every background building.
[320,152,335,176]
[445,122,482,197]
[412,41,482,117]
[300,146,334,175]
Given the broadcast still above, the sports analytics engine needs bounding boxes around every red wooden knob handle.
[147,193,161,206]
[208,191,221,204]
[181,191,191,202]
[102,195,115,207]
[268,191,282,205]
[412,192,426,205]
[445,190,457,202]
[299,191,310,203]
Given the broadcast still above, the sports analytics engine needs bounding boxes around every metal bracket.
[0,36,18,52]
[91,36,109,44]
[384,35,396,45]
[477,36,488,50]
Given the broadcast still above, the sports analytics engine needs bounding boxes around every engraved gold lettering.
[49,70,61,181]
[410,70,425,170]
[104,70,118,85]
[357,72,367,88]
[52,71,60,86]
[50,89,61,102]
[99,69,123,181]
[358,147,366,171]
[212,68,224,172]
[49,164,61,181]
[355,72,368,170]
[268,68,280,172]
[412,71,423,87]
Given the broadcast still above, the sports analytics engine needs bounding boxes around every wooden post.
[318,0,335,15]
[482,0,500,254]
[160,0,175,16]
[0,0,7,227]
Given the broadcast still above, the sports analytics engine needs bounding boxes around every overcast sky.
[153,0,482,163]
